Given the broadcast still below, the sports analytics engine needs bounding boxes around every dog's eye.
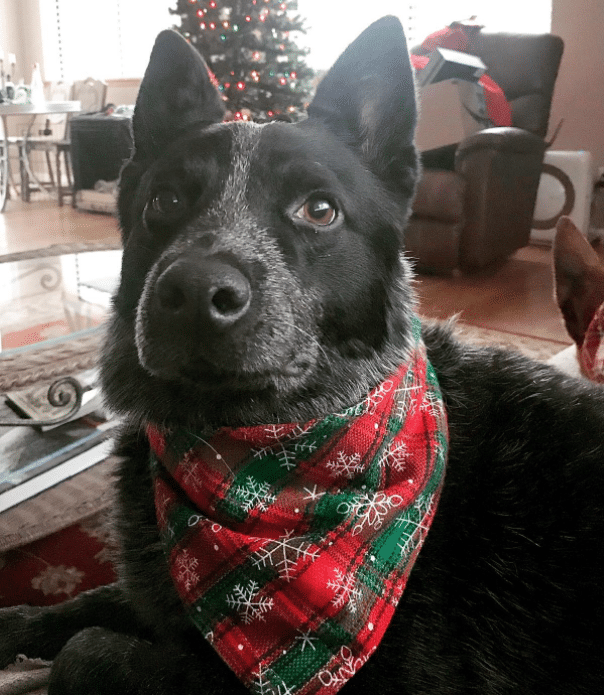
[296,197,338,227]
[150,189,183,216]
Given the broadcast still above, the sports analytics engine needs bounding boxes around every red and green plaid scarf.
[579,301,604,383]
[149,320,448,694]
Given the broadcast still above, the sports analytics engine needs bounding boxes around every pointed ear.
[553,216,604,346]
[307,16,418,192]
[132,30,226,160]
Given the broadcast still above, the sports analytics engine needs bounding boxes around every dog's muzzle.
[134,244,318,386]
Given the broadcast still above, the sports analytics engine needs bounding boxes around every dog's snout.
[155,255,251,330]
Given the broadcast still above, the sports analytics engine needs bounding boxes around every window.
[39,0,174,81]
[38,0,553,81]
[298,0,552,69]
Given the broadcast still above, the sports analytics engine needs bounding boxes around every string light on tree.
[171,0,315,122]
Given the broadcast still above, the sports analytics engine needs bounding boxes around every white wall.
[0,0,43,83]
[550,0,604,167]
[0,0,21,80]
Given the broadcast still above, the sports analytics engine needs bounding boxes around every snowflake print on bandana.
[326,451,363,478]
[225,580,274,624]
[175,549,199,593]
[381,441,408,473]
[395,494,437,560]
[253,531,319,581]
[150,315,448,694]
[236,476,276,512]
[252,664,294,695]
[251,424,318,471]
[338,491,405,536]
[327,569,362,613]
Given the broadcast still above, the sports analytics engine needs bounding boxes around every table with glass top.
[0,243,121,425]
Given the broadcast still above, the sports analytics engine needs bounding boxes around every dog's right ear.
[307,16,418,198]
[131,30,225,161]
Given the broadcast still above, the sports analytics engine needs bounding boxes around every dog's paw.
[48,627,110,694]
[0,605,38,667]
[49,627,155,694]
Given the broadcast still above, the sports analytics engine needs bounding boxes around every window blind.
[38,0,552,81]
[39,0,174,81]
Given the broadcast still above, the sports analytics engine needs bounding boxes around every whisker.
[183,430,235,477]
[279,320,333,373]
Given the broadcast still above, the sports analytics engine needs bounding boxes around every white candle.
[8,53,15,66]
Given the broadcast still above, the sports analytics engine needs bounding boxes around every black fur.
[1,17,602,694]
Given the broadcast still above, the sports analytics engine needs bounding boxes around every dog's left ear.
[307,16,418,195]
[131,30,226,160]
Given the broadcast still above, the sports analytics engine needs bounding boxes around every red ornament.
[245,15,251,21]
[197,9,204,16]
[290,71,297,79]
[237,81,246,90]
[209,0,217,6]
[200,22,206,29]
[209,22,216,29]
[279,77,287,86]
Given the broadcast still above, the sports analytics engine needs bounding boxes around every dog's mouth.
[175,353,315,391]
[135,312,320,393]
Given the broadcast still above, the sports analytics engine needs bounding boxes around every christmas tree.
[171,0,315,122]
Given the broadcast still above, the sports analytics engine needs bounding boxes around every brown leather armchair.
[405,31,564,274]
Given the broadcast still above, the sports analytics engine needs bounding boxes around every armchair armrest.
[456,126,546,163]
[452,127,547,272]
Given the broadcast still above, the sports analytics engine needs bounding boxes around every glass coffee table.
[0,241,122,512]
[0,242,122,419]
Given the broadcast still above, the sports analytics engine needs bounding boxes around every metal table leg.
[19,116,53,200]
[0,115,8,212]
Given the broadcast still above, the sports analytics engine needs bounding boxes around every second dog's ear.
[554,216,604,346]
[307,16,418,194]
[132,30,225,160]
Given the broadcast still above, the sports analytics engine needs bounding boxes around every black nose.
[155,254,251,331]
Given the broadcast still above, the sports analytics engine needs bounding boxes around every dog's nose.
[155,256,251,330]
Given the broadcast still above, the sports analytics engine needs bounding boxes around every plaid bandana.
[149,320,448,694]
[579,301,604,383]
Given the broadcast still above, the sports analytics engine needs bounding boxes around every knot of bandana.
[149,322,448,694]
[579,301,604,383]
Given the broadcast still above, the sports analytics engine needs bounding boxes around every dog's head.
[101,16,420,428]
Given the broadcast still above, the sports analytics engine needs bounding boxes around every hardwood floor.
[0,198,571,346]
[415,245,570,344]
[0,198,121,256]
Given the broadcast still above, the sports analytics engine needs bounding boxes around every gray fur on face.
[134,121,322,386]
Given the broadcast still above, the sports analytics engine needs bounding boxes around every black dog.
[1,17,603,694]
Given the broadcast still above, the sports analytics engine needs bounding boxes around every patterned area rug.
[452,322,570,363]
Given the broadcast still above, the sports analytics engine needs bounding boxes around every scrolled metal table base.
[0,376,84,427]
